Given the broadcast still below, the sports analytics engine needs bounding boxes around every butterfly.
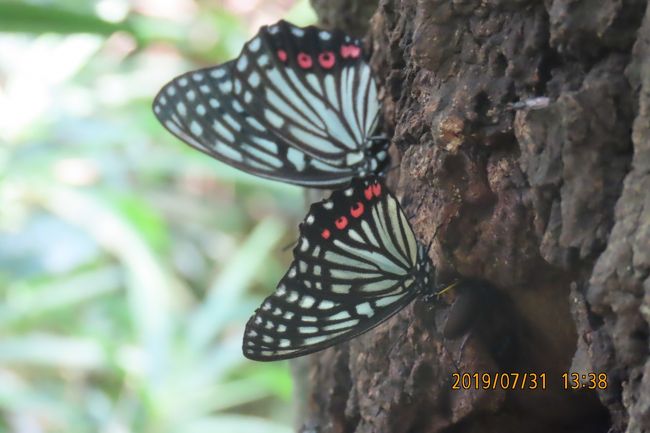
[242,176,434,361]
[153,20,389,188]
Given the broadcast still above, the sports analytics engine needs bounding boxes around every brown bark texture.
[299,1,650,432]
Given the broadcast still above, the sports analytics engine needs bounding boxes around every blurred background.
[0,1,317,432]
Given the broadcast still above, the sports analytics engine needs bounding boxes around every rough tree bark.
[299,1,650,432]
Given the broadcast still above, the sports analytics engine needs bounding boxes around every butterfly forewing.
[243,177,431,361]
[153,20,388,188]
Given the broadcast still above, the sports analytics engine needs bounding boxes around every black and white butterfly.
[153,20,389,188]
[243,176,433,361]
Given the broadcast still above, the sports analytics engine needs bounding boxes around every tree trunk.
[298,1,650,432]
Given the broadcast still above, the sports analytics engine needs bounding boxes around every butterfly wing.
[153,20,388,188]
[243,177,432,361]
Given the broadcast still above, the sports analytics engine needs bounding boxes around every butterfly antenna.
[436,280,459,297]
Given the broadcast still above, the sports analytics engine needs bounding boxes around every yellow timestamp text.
[561,372,608,390]
[451,372,547,390]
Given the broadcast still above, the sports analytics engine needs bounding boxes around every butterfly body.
[243,177,434,361]
[153,20,389,188]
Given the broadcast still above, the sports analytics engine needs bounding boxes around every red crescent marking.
[335,216,348,230]
[297,52,313,68]
[321,229,331,239]
[350,202,364,218]
[318,51,335,69]
[277,50,288,62]
[340,44,361,59]
[364,186,373,201]
[372,183,382,197]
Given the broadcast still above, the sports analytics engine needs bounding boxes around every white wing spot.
[299,326,317,334]
[192,72,203,81]
[178,77,188,87]
[210,68,226,79]
[324,319,359,331]
[190,121,203,135]
[344,188,353,196]
[258,54,269,66]
[246,330,258,337]
[283,311,295,320]
[237,54,248,71]
[196,104,206,116]
[232,100,244,113]
[209,98,220,108]
[298,261,307,273]
[244,91,253,103]
[166,86,176,96]
[302,316,317,322]
[159,96,167,105]
[248,71,261,87]
[318,300,335,309]
[186,90,196,101]
[200,84,210,93]
[265,321,274,329]
[268,25,280,34]
[323,201,334,210]
[254,316,263,324]
[287,148,306,171]
[249,37,262,52]
[219,81,232,93]
[277,324,287,333]
[234,79,242,94]
[319,31,331,40]
[273,307,282,316]
[299,238,309,252]
[306,215,315,224]
[246,117,264,131]
[276,284,287,296]
[300,296,315,309]
[291,27,305,37]
[264,109,284,127]
[330,310,351,321]
[262,335,274,343]
[262,301,271,311]
[355,302,373,317]
[176,102,186,116]
[288,266,297,278]
[287,291,299,303]
[279,339,290,347]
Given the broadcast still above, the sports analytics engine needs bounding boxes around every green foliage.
[0,1,316,432]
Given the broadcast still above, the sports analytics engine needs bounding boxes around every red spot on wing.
[350,202,364,218]
[340,44,361,59]
[277,50,288,62]
[335,216,348,230]
[297,52,313,68]
[321,229,331,239]
[364,186,373,201]
[318,51,335,69]
[372,183,382,197]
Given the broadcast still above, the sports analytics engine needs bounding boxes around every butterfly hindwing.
[243,177,432,361]
[153,20,388,188]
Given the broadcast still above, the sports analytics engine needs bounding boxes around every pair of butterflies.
[154,20,436,360]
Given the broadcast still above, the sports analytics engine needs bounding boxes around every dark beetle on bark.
[297,1,650,432]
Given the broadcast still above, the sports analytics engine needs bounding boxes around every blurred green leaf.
[0,265,122,327]
[0,2,130,36]
[188,217,286,351]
